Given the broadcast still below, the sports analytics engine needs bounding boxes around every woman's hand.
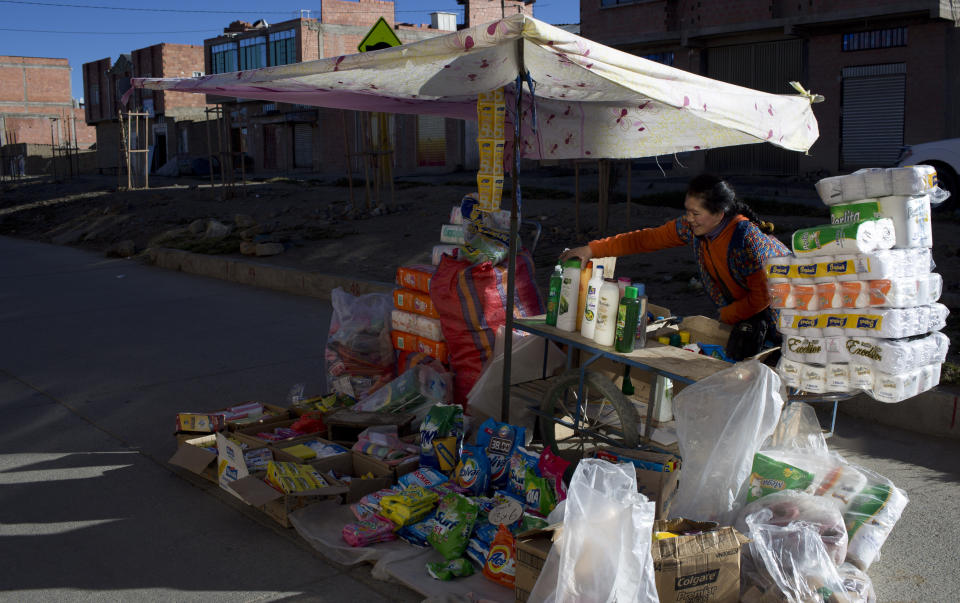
[559,245,593,264]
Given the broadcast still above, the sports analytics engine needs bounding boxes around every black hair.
[686,174,775,234]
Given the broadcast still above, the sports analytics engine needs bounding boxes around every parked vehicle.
[898,138,959,211]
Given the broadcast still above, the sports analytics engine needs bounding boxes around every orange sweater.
[589,216,787,325]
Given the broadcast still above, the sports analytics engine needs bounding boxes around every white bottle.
[593,278,621,346]
[555,259,582,332]
[580,264,605,339]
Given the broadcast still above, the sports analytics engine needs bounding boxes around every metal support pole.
[500,37,525,423]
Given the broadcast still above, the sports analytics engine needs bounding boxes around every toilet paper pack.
[799,364,827,393]
[792,219,895,257]
[824,336,850,363]
[867,278,920,308]
[763,255,794,282]
[850,363,874,389]
[826,363,851,392]
[776,357,803,388]
[783,335,827,365]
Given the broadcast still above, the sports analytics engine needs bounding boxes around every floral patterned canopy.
[131,14,820,160]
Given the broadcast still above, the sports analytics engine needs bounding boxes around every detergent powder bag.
[477,418,525,490]
[537,446,571,501]
[507,447,540,499]
[482,524,517,587]
[419,403,464,471]
[426,557,475,581]
[524,467,557,516]
[454,445,491,496]
[428,493,480,560]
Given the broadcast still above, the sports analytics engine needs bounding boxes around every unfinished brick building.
[82,44,208,173]
[580,0,960,177]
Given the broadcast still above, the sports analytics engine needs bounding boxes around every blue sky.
[0,0,579,102]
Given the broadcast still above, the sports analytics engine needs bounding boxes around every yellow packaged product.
[477,174,504,210]
[283,444,317,461]
[477,138,505,176]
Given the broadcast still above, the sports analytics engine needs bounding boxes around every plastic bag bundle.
[736,491,848,566]
[352,363,452,422]
[838,562,878,603]
[843,466,909,570]
[671,361,784,523]
[325,288,395,401]
[527,459,658,603]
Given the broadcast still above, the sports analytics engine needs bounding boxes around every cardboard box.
[351,449,420,481]
[233,418,323,447]
[515,527,560,602]
[651,519,749,603]
[596,447,681,519]
[323,408,416,444]
[228,469,348,528]
[310,451,394,503]
[168,434,219,484]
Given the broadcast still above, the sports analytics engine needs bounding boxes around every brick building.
[82,44,208,173]
[201,0,520,176]
[458,0,534,27]
[0,55,94,149]
[580,0,960,176]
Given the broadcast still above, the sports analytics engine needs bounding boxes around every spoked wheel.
[538,369,641,460]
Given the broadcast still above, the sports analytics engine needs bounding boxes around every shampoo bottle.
[555,259,581,332]
[545,264,563,326]
[593,278,621,346]
[580,264,605,339]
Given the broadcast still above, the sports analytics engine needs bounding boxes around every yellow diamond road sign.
[358,17,402,52]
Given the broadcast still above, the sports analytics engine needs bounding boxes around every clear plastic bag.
[352,363,453,424]
[736,490,848,566]
[842,463,908,571]
[744,509,848,603]
[325,288,395,400]
[837,562,877,603]
[671,360,785,523]
[528,459,657,603]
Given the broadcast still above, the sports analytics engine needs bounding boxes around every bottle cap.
[562,259,582,269]
[657,336,671,345]
[679,330,691,344]
[593,265,604,278]
[625,286,638,299]
[618,277,631,283]
[632,282,646,296]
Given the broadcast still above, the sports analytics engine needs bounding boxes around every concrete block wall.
[465,0,532,27]
[157,44,207,112]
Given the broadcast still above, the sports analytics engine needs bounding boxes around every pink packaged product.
[538,448,571,502]
[342,516,397,547]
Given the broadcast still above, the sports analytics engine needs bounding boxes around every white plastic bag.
[671,360,784,523]
[528,459,657,603]
[325,288,395,400]
[842,463,908,570]
[352,363,453,423]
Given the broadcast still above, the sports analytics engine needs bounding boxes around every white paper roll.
[824,336,849,363]
[889,165,937,196]
[840,281,871,308]
[928,303,949,332]
[860,168,893,198]
[768,282,794,309]
[763,255,794,283]
[817,282,842,309]
[923,273,943,304]
[815,176,845,205]
[800,364,827,393]
[850,363,874,389]
[798,311,823,336]
[867,278,920,308]
[873,218,897,250]
[873,195,932,249]
[778,309,802,335]
[783,335,827,365]
[821,311,851,336]
[792,220,884,257]
[826,363,851,393]
[871,369,921,403]
[848,308,922,339]
[777,357,803,388]
[841,172,867,202]
[792,283,819,311]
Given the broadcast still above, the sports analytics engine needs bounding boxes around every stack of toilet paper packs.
[770,166,951,403]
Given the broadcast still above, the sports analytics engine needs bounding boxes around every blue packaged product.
[396,513,438,548]
[507,447,541,498]
[465,537,490,568]
[471,521,498,546]
[399,467,449,489]
[454,445,490,496]
[419,403,464,470]
[476,418,526,490]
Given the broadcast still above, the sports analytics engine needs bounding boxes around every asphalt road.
[1,236,957,602]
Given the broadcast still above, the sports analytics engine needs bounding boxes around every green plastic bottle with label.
[614,286,641,353]
[545,264,563,326]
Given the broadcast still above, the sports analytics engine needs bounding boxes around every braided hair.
[687,174,775,234]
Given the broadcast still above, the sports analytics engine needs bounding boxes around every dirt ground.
[2,167,958,368]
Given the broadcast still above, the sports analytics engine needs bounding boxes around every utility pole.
[501,0,505,18]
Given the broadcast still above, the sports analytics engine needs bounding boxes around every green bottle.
[545,263,563,326]
[621,365,635,396]
[614,286,641,353]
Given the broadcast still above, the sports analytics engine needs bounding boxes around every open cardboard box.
[515,525,562,603]
[228,469,349,528]
[168,434,219,484]
[652,518,749,603]
[270,436,348,463]
[309,451,395,503]
[595,446,680,519]
[233,418,324,447]
[173,403,292,443]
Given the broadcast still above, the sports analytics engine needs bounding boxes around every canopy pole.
[501,37,524,423]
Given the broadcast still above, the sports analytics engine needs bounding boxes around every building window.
[90,84,100,105]
[192,71,204,78]
[211,42,238,74]
[239,36,267,70]
[642,52,674,66]
[269,29,297,66]
[842,27,907,52]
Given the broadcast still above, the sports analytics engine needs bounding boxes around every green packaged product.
[747,453,815,502]
[428,493,480,560]
[426,557,475,581]
[524,467,557,515]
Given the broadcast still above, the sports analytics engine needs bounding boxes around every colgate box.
[651,519,749,603]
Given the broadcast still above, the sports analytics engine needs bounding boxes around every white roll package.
[778,309,802,335]
[826,363,852,393]
[830,195,932,249]
[841,171,867,202]
[791,283,819,311]
[800,364,827,393]
[449,205,464,225]
[431,244,460,265]
[921,273,943,304]
[821,311,851,336]
[823,256,860,281]
[814,175,845,205]
[415,315,445,342]
[926,331,951,364]
[870,368,921,403]
[845,333,948,374]
[792,219,895,257]
[860,167,893,198]
[824,336,849,363]
[783,335,827,365]
[776,356,803,388]
[867,277,920,308]
[816,282,842,309]
[889,164,937,196]
[800,311,823,335]
[768,282,794,309]
[839,281,870,308]
[763,254,793,282]
[391,309,419,333]
[850,363,874,389]
[927,302,949,332]
[848,308,924,339]
[917,363,939,393]
[842,466,909,570]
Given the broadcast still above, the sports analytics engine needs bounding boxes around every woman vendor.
[560,174,788,360]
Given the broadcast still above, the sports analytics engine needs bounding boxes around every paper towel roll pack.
[815,165,941,205]
[792,219,895,257]
[828,195,932,249]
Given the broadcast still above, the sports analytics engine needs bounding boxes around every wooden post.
[144,113,150,190]
[574,161,580,235]
[127,113,132,191]
[341,110,355,209]
[204,108,215,190]
[597,159,610,236]
[626,159,632,229]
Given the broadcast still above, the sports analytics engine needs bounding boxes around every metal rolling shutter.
[417,115,446,167]
[263,125,279,170]
[841,64,906,168]
[294,123,312,169]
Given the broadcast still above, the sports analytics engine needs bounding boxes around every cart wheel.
[539,369,640,459]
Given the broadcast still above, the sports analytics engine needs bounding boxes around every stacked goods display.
[475,88,506,212]
[326,288,395,401]
[392,264,449,365]
[771,166,951,402]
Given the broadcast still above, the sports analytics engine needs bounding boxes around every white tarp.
[132,14,819,161]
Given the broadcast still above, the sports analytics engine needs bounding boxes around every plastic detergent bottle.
[545,264,563,326]
[615,286,642,353]
[632,282,649,351]
[593,278,621,346]
[555,259,581,332]
[580,264,605,339]
[575,261,593,331]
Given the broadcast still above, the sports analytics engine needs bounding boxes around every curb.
[839,388,960,440]
[146,247,393,300]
